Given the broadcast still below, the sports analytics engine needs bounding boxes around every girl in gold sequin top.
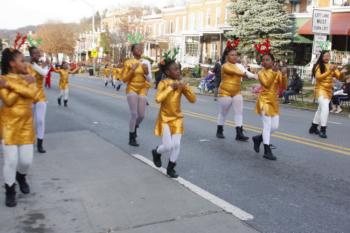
[152,50,196,178]
[122,44,152,147]
[309,51,347,139]
[1,48,38,207]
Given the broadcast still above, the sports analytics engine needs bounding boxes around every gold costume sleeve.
[182,85,196,103]
[222,63,245,77]
[7,80,37,99]
[155,81,173,104]
[0,88,19,107]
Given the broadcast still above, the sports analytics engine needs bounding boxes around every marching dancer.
[122,33,152,146]
[53,62,79,107]
[216,39,250,141]
[309,51,347,138]
[112,64,123,91]
[152,48,196,178]
[27,46,50,153]
[252,40,287,160]
[1,47,38,207]
[103,64,112,87]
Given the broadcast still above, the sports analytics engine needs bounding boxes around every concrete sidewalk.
[0,130,259,233]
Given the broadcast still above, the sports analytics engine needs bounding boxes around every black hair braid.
[312,50,329,77]
[159,60,176,74]
[28,46,37,57]
[1,48,22,75]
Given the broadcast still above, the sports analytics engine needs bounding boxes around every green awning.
[294,35,313,44]
[292,17,313,44]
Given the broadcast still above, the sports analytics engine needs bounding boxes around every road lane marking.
[131,153,254,221]
[71,83,350,156]
[328,121,342,125]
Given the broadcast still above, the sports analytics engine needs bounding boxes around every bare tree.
[36,22,78,58]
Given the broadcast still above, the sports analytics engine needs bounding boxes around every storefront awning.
[298,12,350,36]
[292,17,313,44]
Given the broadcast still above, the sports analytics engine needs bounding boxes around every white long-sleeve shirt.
[236,63,258,80]
[32,63,50,77]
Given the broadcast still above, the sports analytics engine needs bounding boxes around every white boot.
[335,106,343,114]
[330,104,337,113]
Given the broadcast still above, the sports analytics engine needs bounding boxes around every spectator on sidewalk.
[330,77,350,113]
[282,69,303,104]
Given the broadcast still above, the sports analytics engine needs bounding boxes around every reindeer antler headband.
[254,38,271,55]
[13,33,27,50]
[226,37,240,50]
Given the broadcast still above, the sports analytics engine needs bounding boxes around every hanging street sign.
[312,9,332,35]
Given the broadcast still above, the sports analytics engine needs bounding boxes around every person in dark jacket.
[212,59,221,101]
[282,69,303,104]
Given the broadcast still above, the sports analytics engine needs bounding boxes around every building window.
[190,13,195,31]
[224,7,229,24]
[175,17,180,33]
[170,21,174,33]
[182,16,187,31]
[158,23,162,36]
[291,3,301,13]
[332,0,349,6]
[211,42,217,61]
[198,12,203,30]
[215,7,221,26]
[185,36,199,57]
[207,8,211,26]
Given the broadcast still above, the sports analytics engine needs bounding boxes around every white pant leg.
[156,124,172,157]
[34,102,47,140]
[271,115,279,133]
[64,89,69,100]
[233,94,244,127]
[59,90,64,99]
[170,134,182,163]
[313,96,330,126]
[262,115,272,145]
[217,97,233,125]
[17,144,34,175]
[319,96,330,126]
[262,114,280,145]
[2,144,19,186]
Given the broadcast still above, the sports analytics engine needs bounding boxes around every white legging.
[313,96,330,127]
[2,143,33,186]
[127,93,147,132]
[59,89,69,100]
[156,124,182,163]
[261,114,279,145]
[217,95,243,127]
[33,102,47,140]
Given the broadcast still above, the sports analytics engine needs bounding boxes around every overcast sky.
[0,0,184,29]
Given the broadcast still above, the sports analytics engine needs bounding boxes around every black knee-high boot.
[64,100,68,107]
[263,144,276,161]
[235,126,249,141]
[129,132,139,147]
[167,161,178,178]
[37,138,46,153]
[152,147,162,168]
[5,184,17,207]
[216,125,225,139]
[252,134,263,153]
[16,172,30,194]
[319,126,327,139]
[309,123,320,135]
[57,97,62,106]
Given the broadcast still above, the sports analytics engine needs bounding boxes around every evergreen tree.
[227,0,293,61]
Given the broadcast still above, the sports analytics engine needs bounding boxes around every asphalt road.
[45,74,350,233]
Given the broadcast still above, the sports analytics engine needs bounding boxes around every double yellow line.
[71,83,350,156]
